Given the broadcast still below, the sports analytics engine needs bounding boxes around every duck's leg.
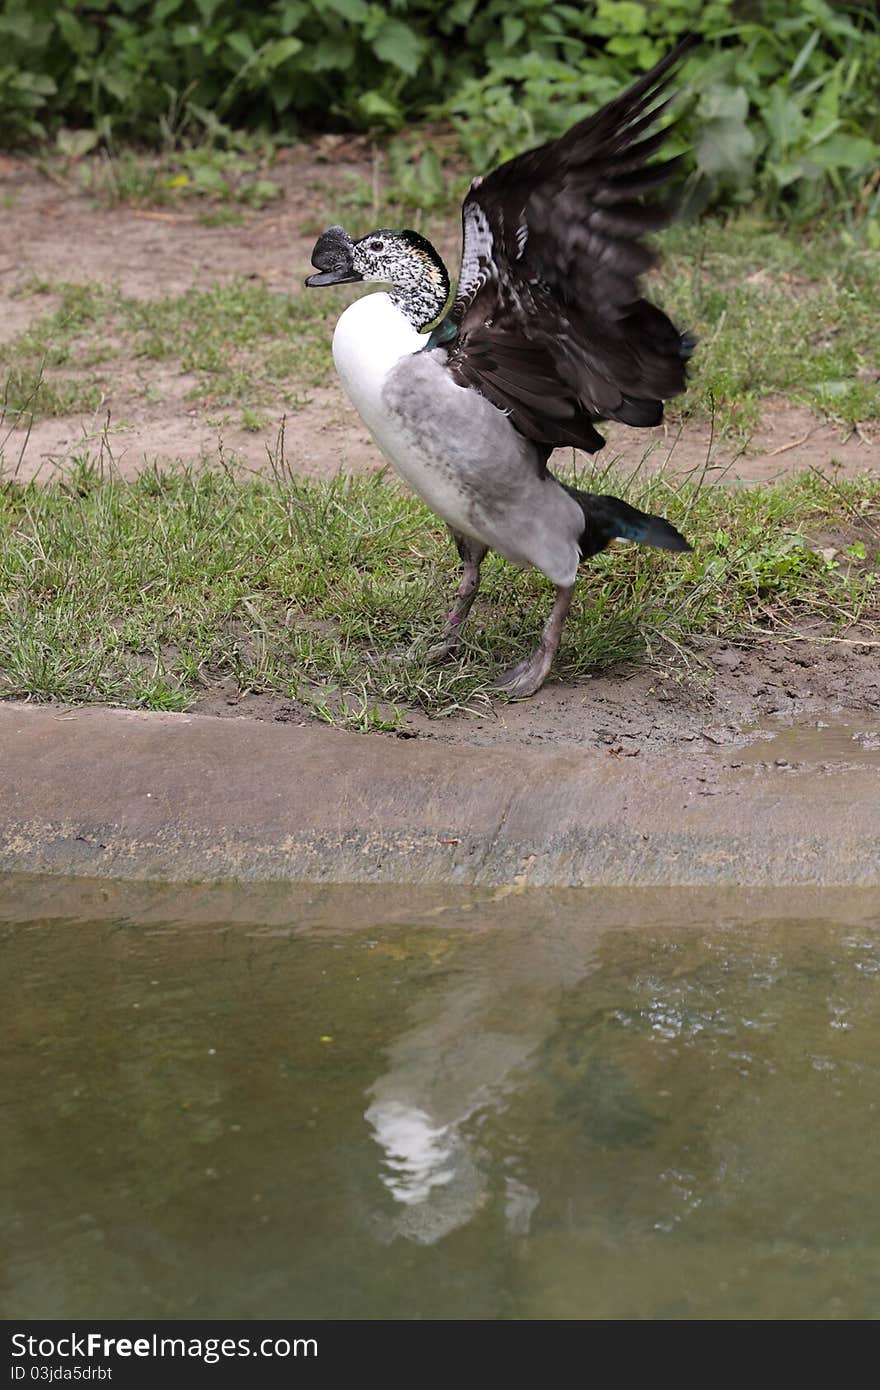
[490,582,575,698]
[427,530,488,661]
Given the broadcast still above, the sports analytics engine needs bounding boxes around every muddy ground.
[198,632,880,766]
[1,151,878,765]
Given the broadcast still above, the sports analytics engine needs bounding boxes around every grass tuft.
[0,460,876,728]
[658,221,880,436]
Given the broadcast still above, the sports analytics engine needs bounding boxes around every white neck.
[331,291,428,435]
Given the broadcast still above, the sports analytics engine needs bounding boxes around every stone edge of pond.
[1,701,878,888]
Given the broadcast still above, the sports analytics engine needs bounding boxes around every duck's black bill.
[307,225,360,288]
[305,269,363,287]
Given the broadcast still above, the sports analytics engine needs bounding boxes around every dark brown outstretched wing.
[442,35,697,454]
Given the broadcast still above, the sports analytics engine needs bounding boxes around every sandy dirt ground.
[2,151,876,484]
[1,152,878,764]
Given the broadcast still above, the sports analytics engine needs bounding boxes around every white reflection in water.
[366,1098,486,1245]
[367,1093,541,1245]
[364,938,598,1246]
[365,1100,456,1205]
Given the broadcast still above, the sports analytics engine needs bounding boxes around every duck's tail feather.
[562,484,692,560]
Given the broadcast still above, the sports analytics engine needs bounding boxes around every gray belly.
[380,352,584,587]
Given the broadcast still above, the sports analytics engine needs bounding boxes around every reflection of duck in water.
[366,1093,540,1246]
[365,973,536,1245]
[366,1099,485,1246]
[363,919,590,1246]
[365,1001,535,1246]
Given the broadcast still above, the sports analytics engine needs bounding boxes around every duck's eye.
[369,240,384,252]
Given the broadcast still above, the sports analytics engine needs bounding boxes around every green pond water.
[2,876,880,1320]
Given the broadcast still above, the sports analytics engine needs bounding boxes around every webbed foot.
[488,582,575,699]
[489,648,554,698]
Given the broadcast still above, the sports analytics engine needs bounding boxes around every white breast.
[331,291,480,536]
[330,289,584,586]
[332,292,427,439]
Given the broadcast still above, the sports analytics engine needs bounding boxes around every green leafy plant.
[1,1,878,226]
[686,1,880,220]
[448,1,880,225]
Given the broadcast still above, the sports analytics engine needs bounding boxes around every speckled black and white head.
[306,224,450,331]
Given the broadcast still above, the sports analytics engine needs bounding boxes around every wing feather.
[442,35,698,455]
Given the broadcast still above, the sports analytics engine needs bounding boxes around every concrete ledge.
[1,702,879,887]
